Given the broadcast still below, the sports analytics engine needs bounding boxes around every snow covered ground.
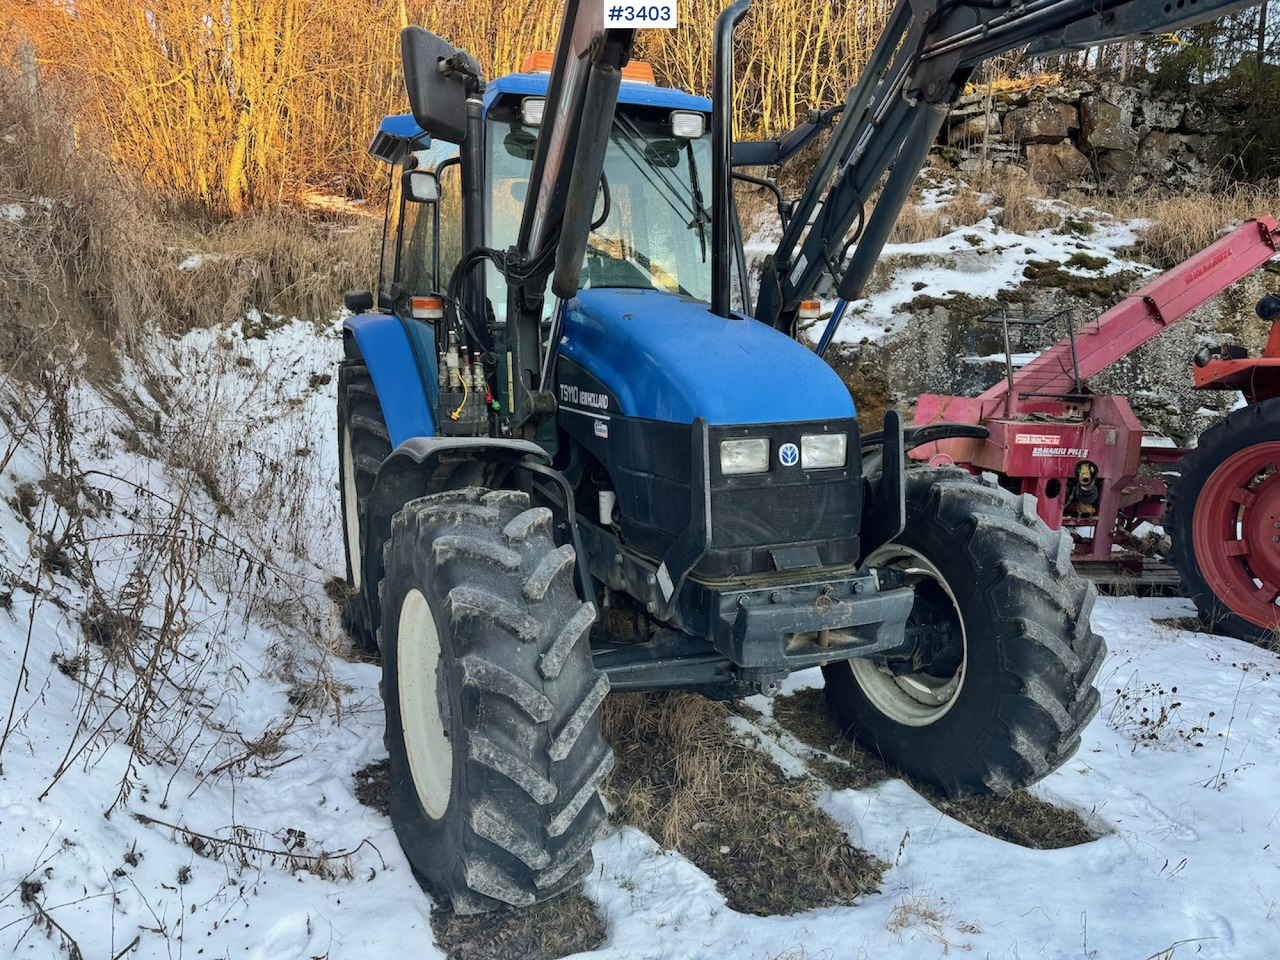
[2,215,1279,959]
[741,185,1153,349]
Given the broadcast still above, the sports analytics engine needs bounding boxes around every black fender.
[361,436,549,638]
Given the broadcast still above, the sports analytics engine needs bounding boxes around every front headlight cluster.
[718,433,847,475]
[720,438,771,475]
[800,433,847,469]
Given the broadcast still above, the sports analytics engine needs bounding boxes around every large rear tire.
[823,469,1104,797]
[338,345,392,651]
[1168,398,1280,645]
[380,487,613,914]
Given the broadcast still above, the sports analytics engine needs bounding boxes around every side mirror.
[403,169,439,203]
[401,26,476,143]
[344,290,375,313]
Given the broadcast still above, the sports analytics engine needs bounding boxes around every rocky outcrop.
[941,79,1242,190]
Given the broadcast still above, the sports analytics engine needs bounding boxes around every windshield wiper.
[685,140,710,263]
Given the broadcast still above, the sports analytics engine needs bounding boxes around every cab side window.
[435,159,463,291]
[394,147,462,299]
[378,166,404,302]
[400,193,436,295]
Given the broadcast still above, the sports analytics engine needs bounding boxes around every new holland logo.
[779,442,800,467]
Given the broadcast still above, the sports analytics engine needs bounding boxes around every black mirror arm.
[440,51,486,94]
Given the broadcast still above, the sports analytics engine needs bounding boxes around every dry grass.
[0,60,379,384]
[988,167,1060,234]
[772,688,894,790]
[0,59,152,375]
[962,70,1063,97]
[1103,179,1280,266]
[773,688,1100,850]
[601,691,885,915]
[942,187,990,228]
[888,205,949,244]
[881,183,991,245]
[150,210,380,329]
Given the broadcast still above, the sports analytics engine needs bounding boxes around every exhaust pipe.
[711,0,750,319]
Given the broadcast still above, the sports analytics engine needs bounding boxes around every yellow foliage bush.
[1,0,895,214]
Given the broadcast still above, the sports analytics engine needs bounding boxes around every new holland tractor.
[337,0,1254,914]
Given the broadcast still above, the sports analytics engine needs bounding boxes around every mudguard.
[343,312,439,446]
[360,436,549,635]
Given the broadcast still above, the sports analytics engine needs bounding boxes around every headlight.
[801,433,847,469]
[720,438,770,475]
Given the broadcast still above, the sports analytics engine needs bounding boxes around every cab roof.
[368,72,711,164]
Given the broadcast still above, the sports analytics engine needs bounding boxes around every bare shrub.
[2,0,900,216]
[1,320,342,814]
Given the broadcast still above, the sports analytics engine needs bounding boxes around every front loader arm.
[506,1,635,429]
[755,0,1260,352]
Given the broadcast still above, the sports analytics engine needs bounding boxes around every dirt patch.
[352,759,390,816]
[772,688,1099,850]
[601,691,885,916]
[924,789,1098,849]
[1153,616,1213,633]
[772,688,892,790]
[825,343,894,432]
[429,894,605,960]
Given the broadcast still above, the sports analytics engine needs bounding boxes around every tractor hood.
[557,289,855,425]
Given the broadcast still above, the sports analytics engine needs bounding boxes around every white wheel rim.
[341,424,361,589]
[398,588,453,819]
[847,544,966,727]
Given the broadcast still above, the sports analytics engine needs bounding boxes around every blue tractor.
[338,0,1254,914]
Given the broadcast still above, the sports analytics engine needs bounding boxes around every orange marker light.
[798,300,822,321]
[411,296,444,321]
[621,61,656,85]
[521,51,555,74]
[520,51,657,86]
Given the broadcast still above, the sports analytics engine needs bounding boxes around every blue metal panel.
[344,313,437,445]
[558,289,856,424]
[483,73,711,114]
[380,114,426,139]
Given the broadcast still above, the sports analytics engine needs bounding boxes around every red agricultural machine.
[912,217,1280,643]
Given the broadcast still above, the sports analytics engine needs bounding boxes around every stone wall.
[942,81,1243,190]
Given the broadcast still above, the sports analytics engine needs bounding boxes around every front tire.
[823,469,1104,797]
[1168,398,1280,645]
[380,487,613,914]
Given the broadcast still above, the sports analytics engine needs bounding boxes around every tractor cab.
[361,52,863,586]
[370,57,729,337]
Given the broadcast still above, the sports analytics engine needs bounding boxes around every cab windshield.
[487,105,713,316]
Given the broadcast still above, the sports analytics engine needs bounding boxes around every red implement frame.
[913,217,1280,570]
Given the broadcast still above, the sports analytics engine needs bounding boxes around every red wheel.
[1169,399,1280,645]
[1193,444,1280,627]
